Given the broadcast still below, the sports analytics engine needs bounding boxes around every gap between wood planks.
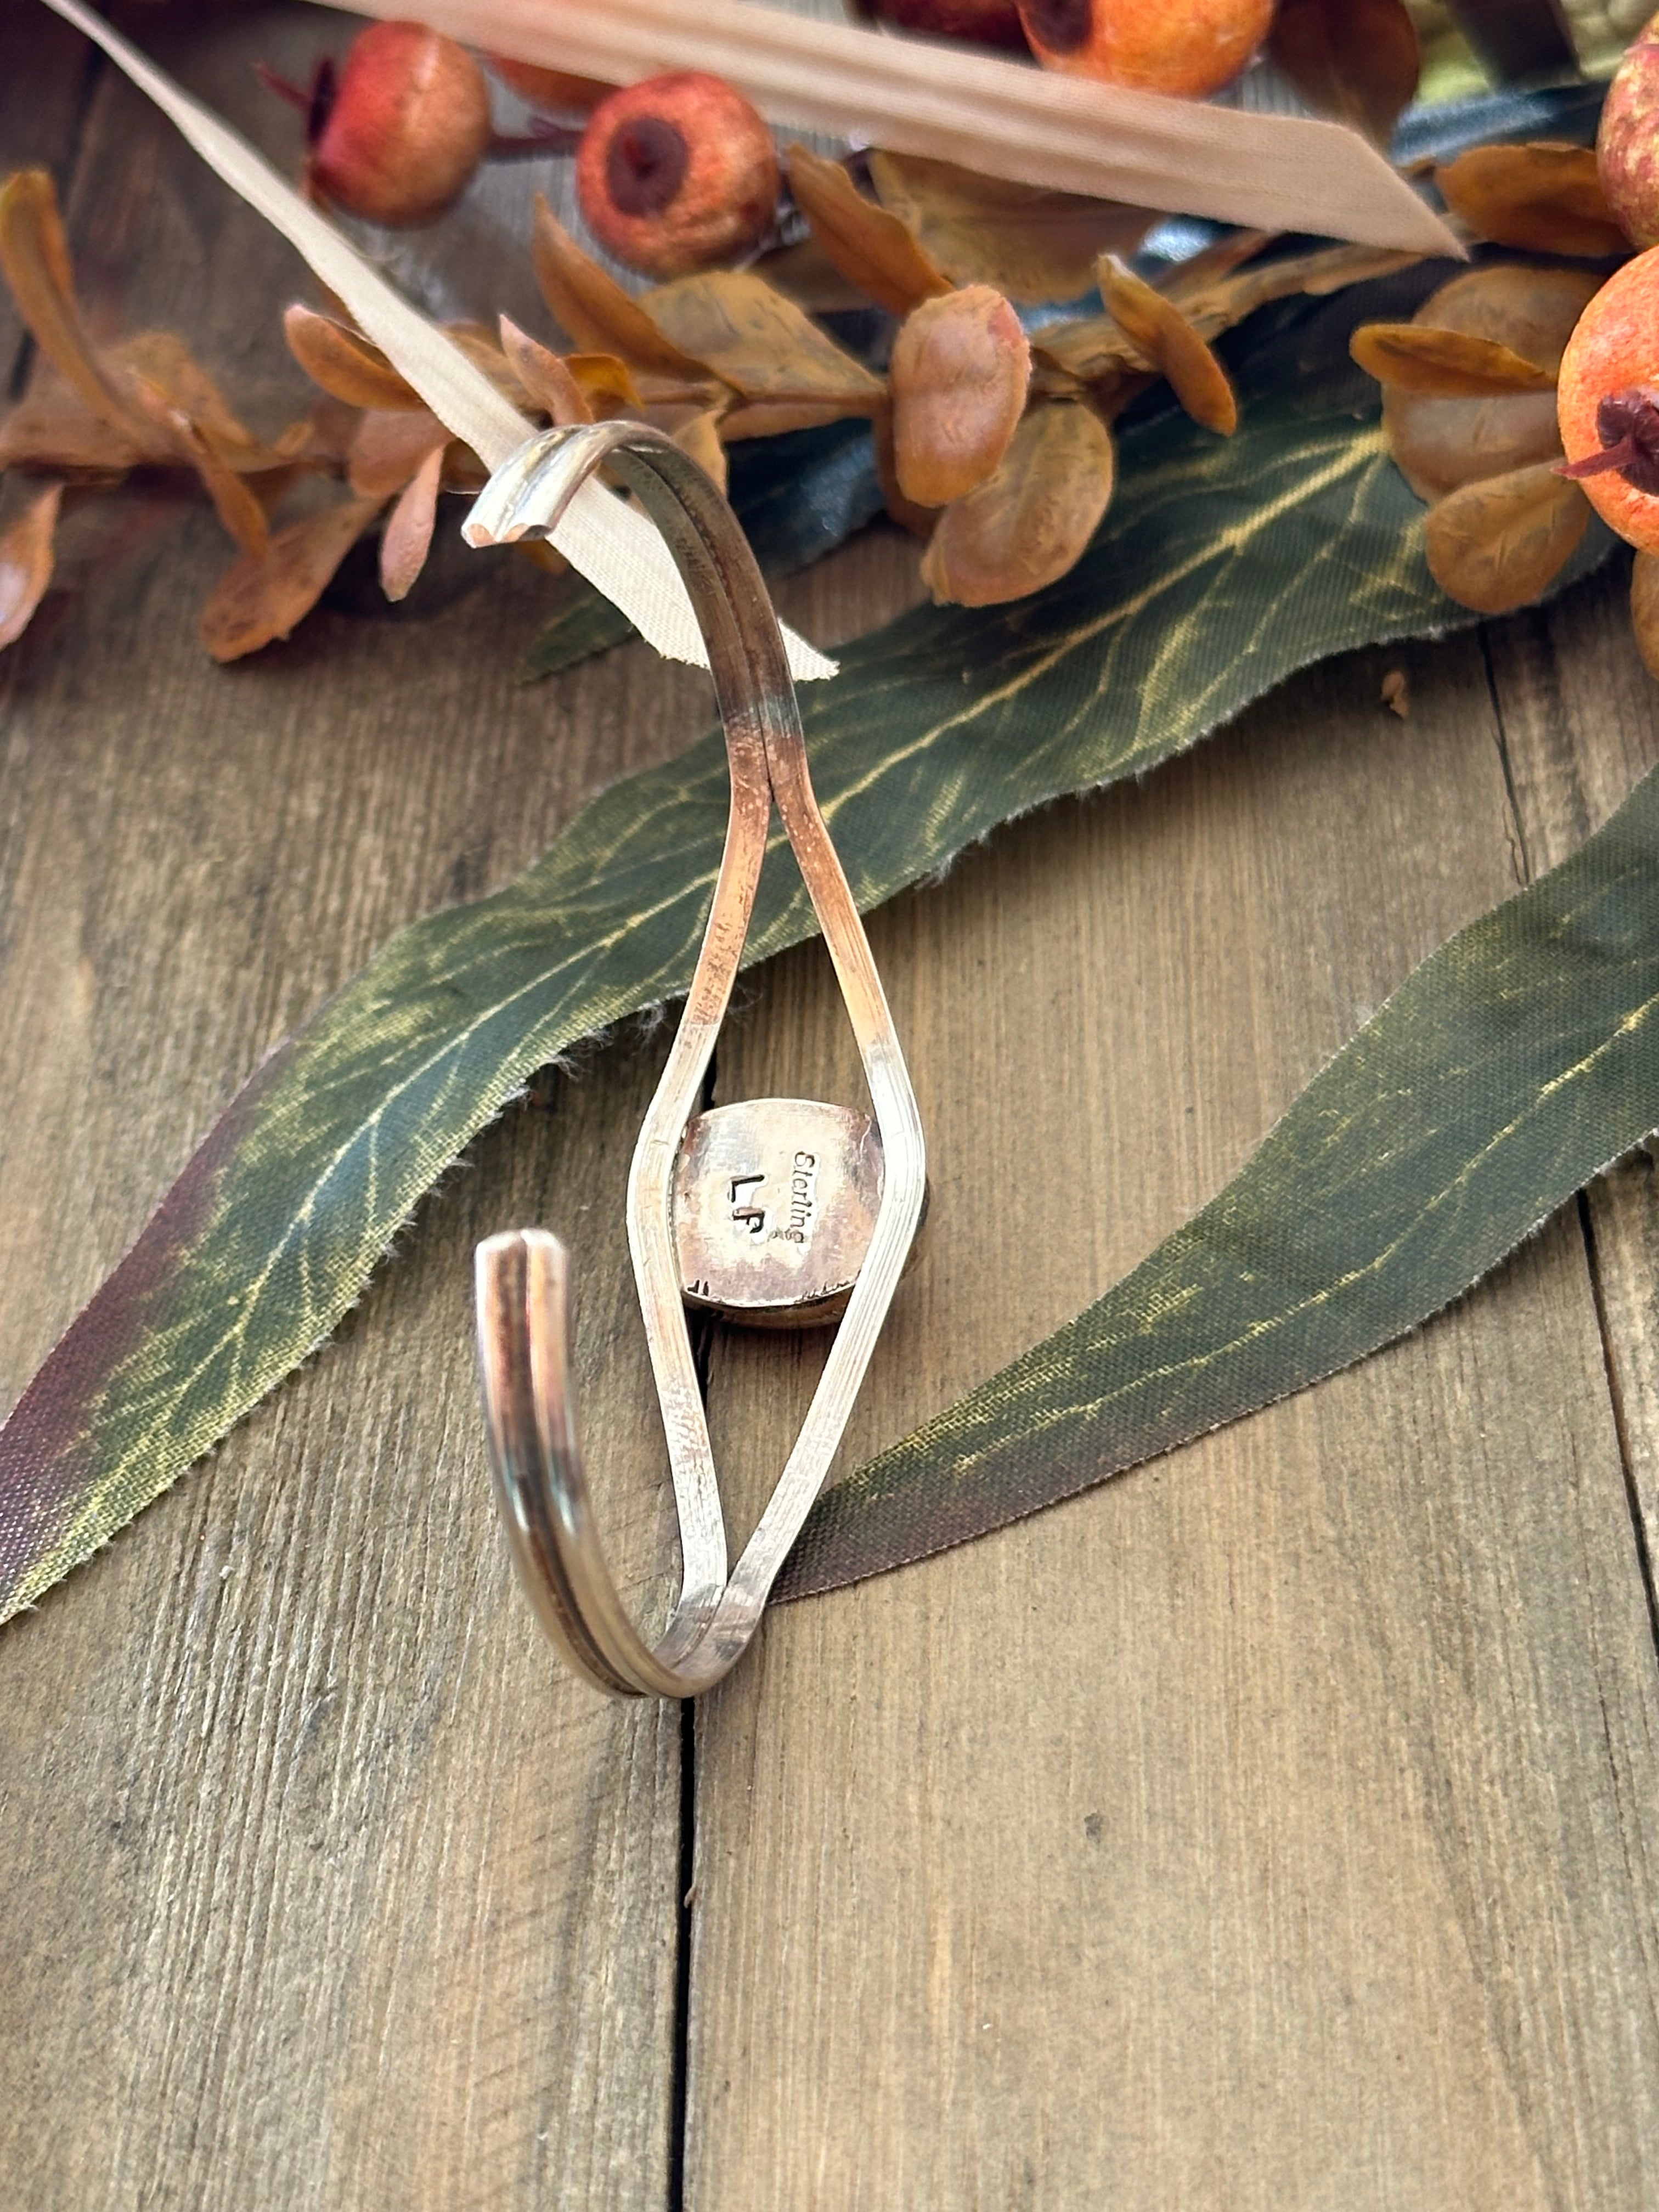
[11,16,1658,2193]
[1476,616,1659,1668]
[669,1045,722,2212]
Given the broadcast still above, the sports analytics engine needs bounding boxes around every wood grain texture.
[7,6,1659,2205]
[1483,557,1659,1622]
[691,582,1659,2208]
[0,12,697,2206]
[0,0,91,379]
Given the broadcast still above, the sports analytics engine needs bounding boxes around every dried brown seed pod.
[1435,143,1626,259]
[1350,323,1557,399]
[890,284,1031,506]
[1423,458,1588,614]
[1376,263,1600,502]
[1098,254,1235,432]
[920,399,1114,605]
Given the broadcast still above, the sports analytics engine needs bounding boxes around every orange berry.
[1017,0,1273,98]
[1556,250,1659,553]
[1599,11,1659,248]
[309,23,491,228]
[576,73,780,281]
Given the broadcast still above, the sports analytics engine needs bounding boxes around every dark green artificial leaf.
[0,282,1601,1622]
[520,419,887,679]
[778,759,1659,1595]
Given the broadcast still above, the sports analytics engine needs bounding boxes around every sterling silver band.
[467,425,926,1697]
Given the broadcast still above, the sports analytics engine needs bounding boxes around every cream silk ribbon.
[36,0,839,681]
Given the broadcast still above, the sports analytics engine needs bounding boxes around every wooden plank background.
[2,5,1657,2206]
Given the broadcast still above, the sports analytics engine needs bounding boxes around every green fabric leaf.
[778,758,1659,1596]
[0,283,1593,1622]
[519,419,887,680]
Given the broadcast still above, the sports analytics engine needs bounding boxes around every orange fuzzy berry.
[1599,12,1659,248]
[1556,250,1659,553]
[1017,0,1273,97]
[576,73,780,281]
[309,23,491,228]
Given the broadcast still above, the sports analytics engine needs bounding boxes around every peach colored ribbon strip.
[328,0,1463,255]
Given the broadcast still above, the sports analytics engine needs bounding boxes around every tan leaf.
[921,401,1114,606]
[285,396,362,468]
[348,407,448,496]
[1387,262,1599,374]
[1036,240,1426,390]
[1099,257,1236,435]
[442,447,488,495]
[654,404,729,493]
[380,443,445,602]
[568,354,646,417]
[870,151,1154,308]
[515,538,569,578]
[531,196,713,381]
[0,368,152,473]
[1351,323,1557,398]
[1156,227,1280,308]
[115,367,269,556]
[241,463,308,516]
[440,321,524,407]
[0,170,146,436]
[1379,264,1601,501]
[1029,314,1142,389]
[199,495,383,662]
[873,407,939,539]
[0,479,62,649]
[109,331,262,457]
[1173,240,1423,337]
[1389,388,1565,505]
[720,398,866,441]
[784,145,951,319]
[283,304,424,412]
[641,271,884,432]
[159,405,269,558]
[1267,0,1420,147]
[1437,144,1626,258]
[1632,552,1659,684]
[890,285,1031,506]
[498,317,592,425]
[2,335,304,482]
[1034,238,1313,396]
[1424,461,1589,614]
[748,236,873,317]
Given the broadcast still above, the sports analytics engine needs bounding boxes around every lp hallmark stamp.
[673,1097,885,1327]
